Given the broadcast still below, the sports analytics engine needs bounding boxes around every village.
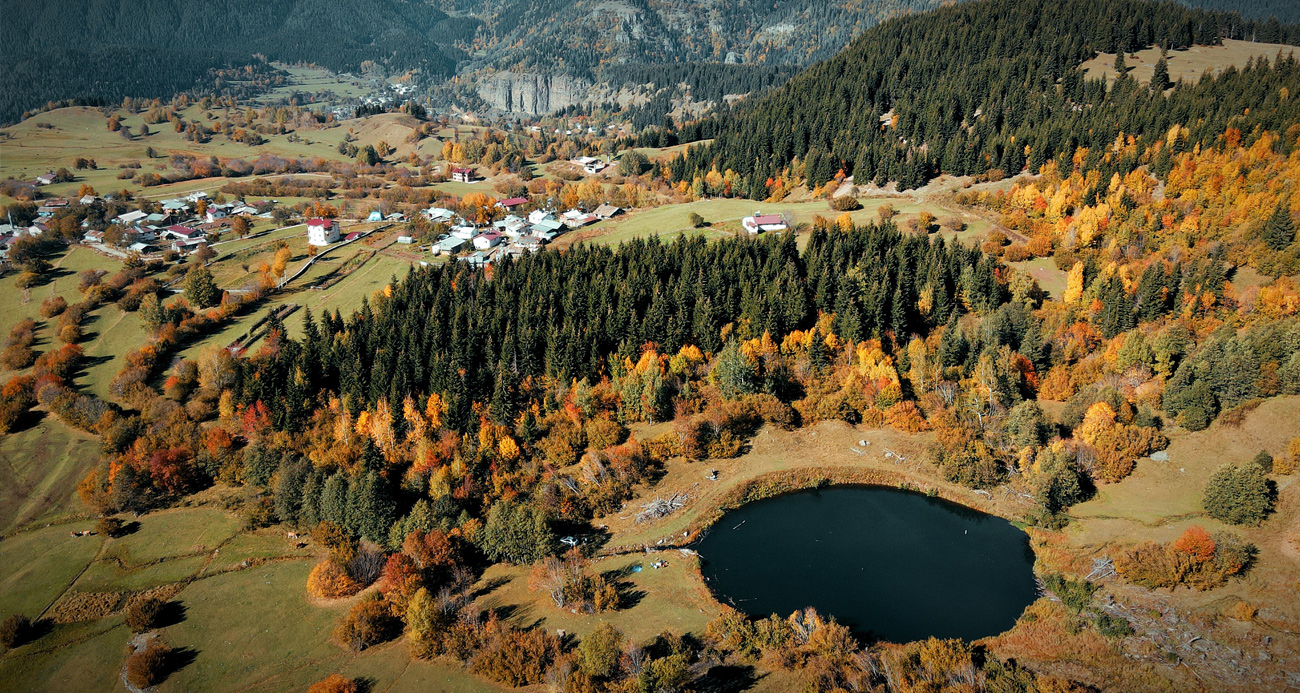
[1,154,793,275]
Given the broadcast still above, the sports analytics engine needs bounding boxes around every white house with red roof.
[742,212,789,235]
[307,218,340,246]
[451,167,477,183]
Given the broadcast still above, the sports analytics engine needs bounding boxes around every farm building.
[451,167,477,183]
[307,218,340,246]
[594,203,622,219]
[497,197,528,211]
[741,213,789,235]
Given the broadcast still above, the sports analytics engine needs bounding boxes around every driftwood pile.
[635,493,689,523]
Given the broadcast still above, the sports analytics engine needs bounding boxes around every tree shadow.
[354,676,378,693]
[469,574,512,600]
[693,664,763,693]
[163,645,199,681]
[4,408,46,436]
[24,617,55,644]
[601,565,646,610]
[155,601,188,628]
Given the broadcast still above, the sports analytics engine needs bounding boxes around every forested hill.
[1178,0,1300,25]
[668,0,1300,197]
[450,0,946,77]
[0,0,467,123]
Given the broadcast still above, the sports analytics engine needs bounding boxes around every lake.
[696,486,1038,643]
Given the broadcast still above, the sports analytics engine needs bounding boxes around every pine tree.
[320,472,349,529]
[1263,201,1295,251]
[138,292,164,332]
[1151,57,1170,91]
[711,339,756,398]
[183,264,220,308]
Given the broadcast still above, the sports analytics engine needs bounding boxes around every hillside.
[0,0,467,124]
[668,0,1300,197]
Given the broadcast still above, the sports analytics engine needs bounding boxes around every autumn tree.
[183,265,219,308]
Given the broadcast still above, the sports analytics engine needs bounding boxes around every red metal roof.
[752,214,784,225]
[499,197,528,207]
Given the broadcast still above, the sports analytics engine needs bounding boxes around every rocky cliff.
[477,71,594,114]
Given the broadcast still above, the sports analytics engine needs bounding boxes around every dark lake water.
[696,486,1038,643]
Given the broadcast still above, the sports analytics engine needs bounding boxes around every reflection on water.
[696,486,1038,643]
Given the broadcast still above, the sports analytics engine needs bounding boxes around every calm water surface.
[696,486,1038,643]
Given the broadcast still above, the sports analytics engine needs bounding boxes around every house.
[531,218,563,237]
[459,250,490,266]
[515,236,543,252]
[0,235,18,259]
[497,216,529,238]
[128,242,152,253]
[116,210,149,226]
[83,229,105,243]
[423,207,455,224]
[164,224,204,242]
[186,191,208,203]
[435,236,467,254]
[741,212,789,235]
[79,195,98,206]
[451,167,477,183]
[473,232,502,250]
[561,210,598,228]
[172,239,206,254]
[396,235,415,245]
[594,204,622,219]
[572,156,606,175]
[307,218,340,246]
[35,173,56,186]
[451,225,478,241]
[367,210,384,222]
[344,231,363,242]
[385,212,406,222]
[497,197,528,211]
[205,208,227,224]
[528,209,556,225]
[162,200,189,213]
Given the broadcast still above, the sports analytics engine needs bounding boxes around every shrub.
[306,559,360,599]
[335,595,399,651]
[96,516,124,537]
[0,614,32,648]
[125,597,165,633]
[124,640,172,688]
[1280,437,1300,475]
[1094,613,1134,638]
[1116,531,1255,590]
[829,196,861,211]
[688,212,705,228]
[1042,574,1096,613]
[308,674,358,693]
[39,296,67,318]
[1251,449,1274,473]
[471,620,562,686]
[1202,463,1272,525]
[578,622,624,679]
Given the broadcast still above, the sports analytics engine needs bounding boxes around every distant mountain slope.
[449,0,947,76]
[1176,0,1300,24]
[668,0,1300,196]
[0,0,469,123]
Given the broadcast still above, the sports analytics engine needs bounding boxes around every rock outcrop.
[477,71,593,114]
